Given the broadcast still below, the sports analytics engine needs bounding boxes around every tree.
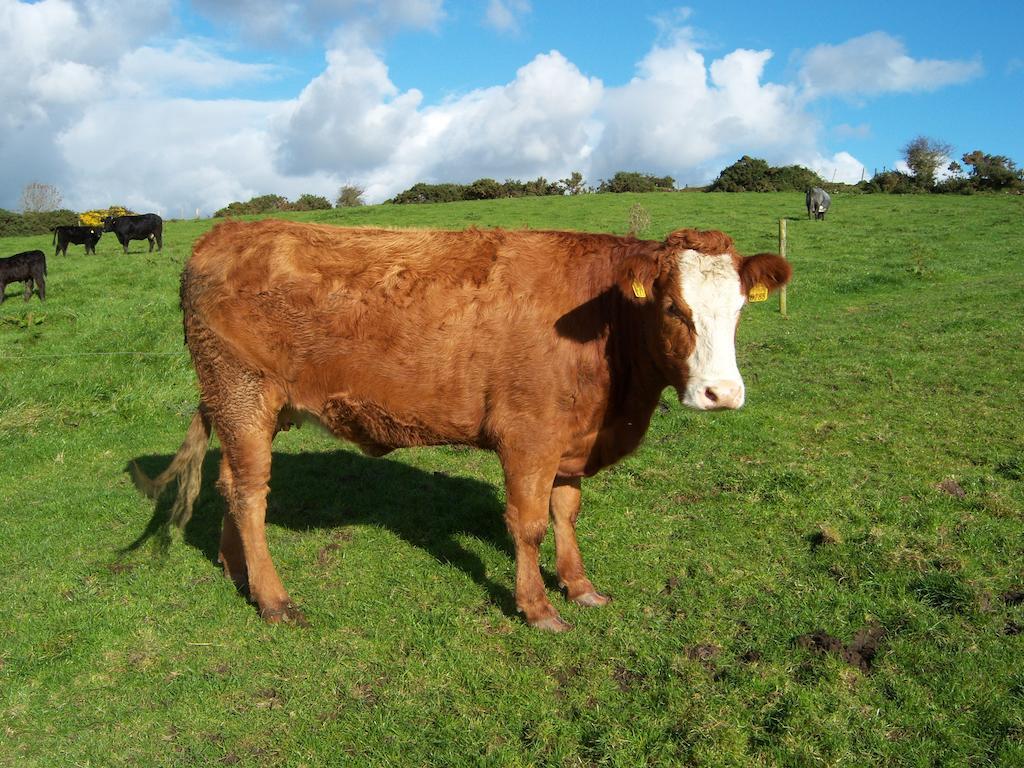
[960,150,1023,191]
[20,182,62,213]
[336,185,366,207]
[901,136,953,189]
[559,171,585,195]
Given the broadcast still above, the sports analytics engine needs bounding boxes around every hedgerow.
[0,208,79,237]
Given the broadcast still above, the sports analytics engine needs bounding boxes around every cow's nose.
[701,380,745,410]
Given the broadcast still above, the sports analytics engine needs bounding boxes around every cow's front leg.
[551,476,610,607]
[501,456,568,631]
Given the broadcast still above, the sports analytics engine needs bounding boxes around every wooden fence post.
[778,218,788,317]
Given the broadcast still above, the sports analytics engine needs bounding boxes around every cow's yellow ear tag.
[631,279,647,299]
[748,283,769,302]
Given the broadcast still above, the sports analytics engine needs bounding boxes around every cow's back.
[184,220,620,448]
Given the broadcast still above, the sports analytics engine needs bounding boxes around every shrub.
[770,164,828,192]
[862,171,920,194]
[390,176,568,204]
[524,177,561,196]
[465,178,502,200]
[214,194,291,217]
[708,156,824,192]
[0,208,79,237]
[627,203,651,236]
[390,183,468,204]
[290,194,332,212]
[960,151,1024,192]
[79,206,133,227]
[597,172,676,193]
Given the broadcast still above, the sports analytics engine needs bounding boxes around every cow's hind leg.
[23,279,33,301]
[216,453,246,590]
[216,418,306,625]
[550,477,609,608]
[195,337,303,624]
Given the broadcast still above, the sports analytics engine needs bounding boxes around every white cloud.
[115,41,278,95]
[0,0,172,206]
[804,151,867,184]
[189,0,444,46]
[2,6,988,214]
[58,97,340,216]
[484,0,531,34]
[276,46,602,200]
[799,32,982,97]
[594,33,816,186]
[30,60,104,104]
[277,43,425,176]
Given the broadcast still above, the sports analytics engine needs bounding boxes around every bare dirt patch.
[795,623,885,673]
[936,478,966,499]
[316,529,354,566]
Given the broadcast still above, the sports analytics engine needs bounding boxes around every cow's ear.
[740,253,792,296]
[616,246,662,304]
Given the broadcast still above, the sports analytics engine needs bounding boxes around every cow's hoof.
[261,602,309,627]
[571,590,611,608]
[530,614,572,632]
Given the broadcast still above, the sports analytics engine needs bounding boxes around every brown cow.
[134,220,790,630]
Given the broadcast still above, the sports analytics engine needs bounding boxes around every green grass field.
[2,192,1022,766]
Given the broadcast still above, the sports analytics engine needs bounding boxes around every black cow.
[806,187,831,220]
[103,213,163,253]
[53,225,102,256]
[0,250,46,303]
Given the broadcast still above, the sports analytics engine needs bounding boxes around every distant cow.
[53,225,102,256]
[0,250,46,303]
[806,187,831,220]
[134,221,791,630]
[103,213,163,253]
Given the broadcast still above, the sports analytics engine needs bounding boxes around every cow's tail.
[130,407,212,529]
[52,229,56,245]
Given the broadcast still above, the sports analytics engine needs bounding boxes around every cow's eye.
[666,302,696,332]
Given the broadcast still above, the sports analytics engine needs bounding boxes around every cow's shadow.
[125,448,553,618]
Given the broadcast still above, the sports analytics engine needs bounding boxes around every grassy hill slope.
[2,192,1022,766]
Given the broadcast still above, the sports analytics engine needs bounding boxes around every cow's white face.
[677,250,746,410]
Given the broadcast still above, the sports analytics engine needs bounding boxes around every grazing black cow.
[53,225,102,256]
[806,187,831,220]
[0,250,46,303]
[103,213,163,253]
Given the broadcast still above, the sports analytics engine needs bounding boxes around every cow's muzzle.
[682,379,745,411]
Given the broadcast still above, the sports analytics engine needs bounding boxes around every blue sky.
[1,0,1020,216]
